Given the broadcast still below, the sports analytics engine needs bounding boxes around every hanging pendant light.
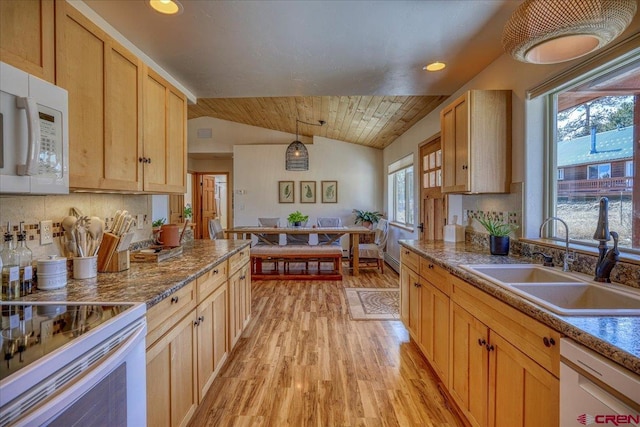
[285,119,325,171]
[502,0,637,64]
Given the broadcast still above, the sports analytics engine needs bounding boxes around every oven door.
[1,316,146,427]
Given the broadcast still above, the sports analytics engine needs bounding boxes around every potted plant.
[353,209,382,229]
[183,204,192,223]
[477,216,518,255]
[287,210,309,227]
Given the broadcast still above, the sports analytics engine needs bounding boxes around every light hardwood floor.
[188,266,462,426]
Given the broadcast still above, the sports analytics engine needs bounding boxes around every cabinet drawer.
[197,261,228,302]
[400,247,419,273]
[146,281,196,347]
[419,259,451,295]
[229,248,250,274]
[451,275,561,376]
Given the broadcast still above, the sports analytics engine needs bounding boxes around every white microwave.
[0,61,69,194]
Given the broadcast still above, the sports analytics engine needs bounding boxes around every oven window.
[48,363,127,427]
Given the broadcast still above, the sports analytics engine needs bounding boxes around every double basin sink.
[460,264,640,316]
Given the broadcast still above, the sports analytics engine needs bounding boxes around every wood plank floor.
[188,266,462,427]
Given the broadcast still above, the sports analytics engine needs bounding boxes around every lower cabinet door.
[449,303,489,427]
[147,312,198,427]
[196,284,228,402]
[488,332,559,427]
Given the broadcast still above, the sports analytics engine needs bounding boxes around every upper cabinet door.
[56,3,143,191]
[143,67,186,193]
[0,0,55,82]
[441,90,512,194]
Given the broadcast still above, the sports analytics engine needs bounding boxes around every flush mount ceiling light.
[502,0,637,64]
[285,119,325,171]
[149,0,184,15]
[423,62,446,71]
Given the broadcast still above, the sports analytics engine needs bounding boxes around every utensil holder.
[97,232,132,272]
[73,256,98,279]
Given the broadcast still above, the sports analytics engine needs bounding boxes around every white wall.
[233,136,383,246]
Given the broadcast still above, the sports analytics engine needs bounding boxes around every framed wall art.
[300,181,316,203]
[321,180,338,203]
[278,181,294,203]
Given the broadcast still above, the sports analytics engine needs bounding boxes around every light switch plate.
[137,214,144,230]
[40,220,53,245]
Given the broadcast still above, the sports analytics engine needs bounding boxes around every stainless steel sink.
[460,264,640,316]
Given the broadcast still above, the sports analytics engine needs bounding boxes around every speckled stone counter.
[399,239,640,376]
[18,239,251,308]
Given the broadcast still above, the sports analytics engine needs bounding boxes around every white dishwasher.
[561,338,640,426]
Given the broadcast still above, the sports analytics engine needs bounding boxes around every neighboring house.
[557,125,634,199]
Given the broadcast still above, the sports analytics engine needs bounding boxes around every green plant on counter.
[287,210,309,225]
[477,216,518,237]
[183,204,192,221]
[152,218,166,228]
[353,209,382,225]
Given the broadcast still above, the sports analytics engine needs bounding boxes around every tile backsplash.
[0,193,154,260]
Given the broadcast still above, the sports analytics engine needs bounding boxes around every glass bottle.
[16,226,33,296]
[1,227,20,301]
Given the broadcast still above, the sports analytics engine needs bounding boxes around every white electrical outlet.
[137,214,144,230]
[40,220,53,245]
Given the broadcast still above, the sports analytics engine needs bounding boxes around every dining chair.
[285,220,309,245]
[354,218,389,273]
[257,217,281,245]
[208,218,225,240]
[316,217,342,246]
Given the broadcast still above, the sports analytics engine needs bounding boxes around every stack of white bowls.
[37,256,68,290]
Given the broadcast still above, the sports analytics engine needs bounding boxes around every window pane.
[554,60,637,250]
[388,164,415,227]
[406,167,414,225]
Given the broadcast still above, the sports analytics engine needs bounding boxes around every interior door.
[201,175,217,240]
[419,137,446,241]
[169,194,184,224]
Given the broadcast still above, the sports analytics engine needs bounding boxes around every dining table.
[225,225,374,276]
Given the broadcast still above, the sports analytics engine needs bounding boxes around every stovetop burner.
[1,302,133,379]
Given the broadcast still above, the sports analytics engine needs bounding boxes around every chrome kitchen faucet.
[539,216,573,272]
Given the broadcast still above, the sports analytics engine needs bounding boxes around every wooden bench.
[250,245,343,280]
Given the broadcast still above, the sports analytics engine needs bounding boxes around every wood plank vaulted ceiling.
[188,96,448,150]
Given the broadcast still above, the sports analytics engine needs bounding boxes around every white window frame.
[627,160,634,177]
[388,155,415,228]
[557,168,564,181]
[545,53,638,254]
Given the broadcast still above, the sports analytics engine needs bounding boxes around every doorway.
[419,135,446,241]
[192,172,229,239]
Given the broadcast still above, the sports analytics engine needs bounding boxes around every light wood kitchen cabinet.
[0,0,55,82]
[55,2,186,193]
[401,249,451,384]
[440,90,512,194]
[399,246,560,427]
[449,302,558,427]
[143,66,187,193]
[56,2,143,191]
[228,262,250,349]
[228,249,251,350]
[418,272,450,383]
[195,266,229,403]
[146,282,198,427]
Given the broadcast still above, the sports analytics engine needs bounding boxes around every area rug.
[344,288,400,320]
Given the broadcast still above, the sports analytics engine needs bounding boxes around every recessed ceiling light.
[149,0,184,15]
[423,62,446,72]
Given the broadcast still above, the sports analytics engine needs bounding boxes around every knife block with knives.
[97,231,134,272]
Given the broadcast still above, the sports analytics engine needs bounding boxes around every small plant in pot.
[353,209,382,229]
[287,210,309,227]
[477,216,518,256]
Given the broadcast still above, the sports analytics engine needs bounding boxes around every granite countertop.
[399,239,640,376]
[18,239,251,308]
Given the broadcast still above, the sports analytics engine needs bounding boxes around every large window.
[388,155,414,227]
[550,56,638,251]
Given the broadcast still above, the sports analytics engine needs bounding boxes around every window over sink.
[548,55,639,252]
